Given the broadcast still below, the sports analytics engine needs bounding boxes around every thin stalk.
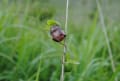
[60,0,69,81]
[60,42,67,81]
[96,0,117,81]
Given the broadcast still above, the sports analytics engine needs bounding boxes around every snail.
[50,25,66,42]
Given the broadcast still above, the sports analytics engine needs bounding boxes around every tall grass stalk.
[60,0,69,81]
[96,0,118,81]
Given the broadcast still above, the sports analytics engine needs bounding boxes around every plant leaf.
[47,20,60,27]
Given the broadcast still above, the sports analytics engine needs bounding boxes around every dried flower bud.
[50,25,66,42]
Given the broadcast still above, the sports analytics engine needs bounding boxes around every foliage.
[0,0,120,81]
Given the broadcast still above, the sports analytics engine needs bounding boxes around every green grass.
[0,0,120,81]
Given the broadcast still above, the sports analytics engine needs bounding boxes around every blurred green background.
[0,0,120,81]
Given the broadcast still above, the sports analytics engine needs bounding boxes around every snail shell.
[50,26,66,42]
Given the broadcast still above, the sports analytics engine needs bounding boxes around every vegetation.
[0,0,120,81]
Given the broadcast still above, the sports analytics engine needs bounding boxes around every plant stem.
[60,0,69,81]
[60,41,66,81]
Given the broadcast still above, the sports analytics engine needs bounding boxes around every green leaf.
[65,59,80,65]
[47,20,60,27]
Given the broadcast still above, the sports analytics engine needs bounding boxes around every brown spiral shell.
[50,26,66,42]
